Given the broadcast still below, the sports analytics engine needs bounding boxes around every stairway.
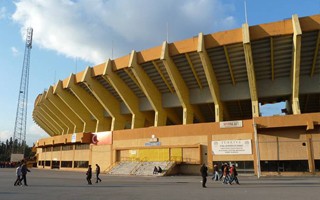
[108,161,176,176]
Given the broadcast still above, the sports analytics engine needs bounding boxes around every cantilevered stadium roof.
[33,14,320,136]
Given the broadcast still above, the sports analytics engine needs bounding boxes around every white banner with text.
[212,139,252,155]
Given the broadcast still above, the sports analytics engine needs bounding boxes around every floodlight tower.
[12,27,33,156]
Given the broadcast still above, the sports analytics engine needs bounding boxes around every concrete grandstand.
[33,14,320,175]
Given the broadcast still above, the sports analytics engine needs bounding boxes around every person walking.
[200,163,208,188]
[222,164,230,184]
[212,164,219,181]
[95,164,102,183]
[86,165,92,185]
[14,162,22,186]
[219,163,225,180]
[20,161,30,186]
[229,164,240,185]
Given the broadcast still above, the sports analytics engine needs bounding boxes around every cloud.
[11,46,19,56]
[0,125,47,146]
[0,130,11,142]
[0,6,6,19]
[11,0,236,64]
[27,123,49,146]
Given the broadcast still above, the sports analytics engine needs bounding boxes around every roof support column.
[161,41,193,124]
[197,32,224,122]
[34,111,61,135]
[34,95,63,136]
[33,114,56,136]
[291,14,302,114]
[129,50,167,126]
[103,59,146,128]
[82,67,126,131]
[67,74,111,132]
[39,106,66,134]
[54,80,97,132]
[242,23,259,117]
[46,86,83,133]
[42,98,75,134]
[40,91,71,134]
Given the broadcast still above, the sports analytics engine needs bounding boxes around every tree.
[0,139,34,162]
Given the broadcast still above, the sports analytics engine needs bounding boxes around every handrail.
[103,161,118,173]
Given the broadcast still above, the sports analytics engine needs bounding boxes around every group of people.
[216,163,240,185]
[153,166,163,174]
[86,164,102,185]
[200,162,240,188]
[13,161,31,186]
[13,161,240,187]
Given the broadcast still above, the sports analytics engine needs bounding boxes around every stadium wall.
[35,113,320,175]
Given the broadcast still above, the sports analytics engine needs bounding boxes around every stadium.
[33,14,320,176]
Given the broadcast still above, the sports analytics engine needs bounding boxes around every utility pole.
[11,27,33,161]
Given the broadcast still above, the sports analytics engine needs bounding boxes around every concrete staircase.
[108,161,175,176]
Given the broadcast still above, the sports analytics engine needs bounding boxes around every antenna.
[111,40,114,59]
[244,1,248,24]
[11,27,33,159]
[75,57,78,73]
[166,22,169,42]
[53,70,56,85]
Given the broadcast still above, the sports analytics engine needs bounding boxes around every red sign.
[92,131,112,145]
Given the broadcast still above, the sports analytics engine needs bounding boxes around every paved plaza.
[0,168,319,200]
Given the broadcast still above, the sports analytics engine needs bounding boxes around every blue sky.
[0,0,319,145]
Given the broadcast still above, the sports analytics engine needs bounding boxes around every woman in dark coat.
[86,165,92,185]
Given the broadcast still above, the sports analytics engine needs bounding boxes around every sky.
[0,0,319,146]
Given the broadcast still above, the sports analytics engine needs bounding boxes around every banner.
[212,139,252,155]
[71,133,77,143]
[92,131,112,145]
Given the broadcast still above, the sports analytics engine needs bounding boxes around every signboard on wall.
[92,131,112,145]
[219,120,243,128]
[71,133,77,143]
[212,140,252,155]
[145,142,161,146]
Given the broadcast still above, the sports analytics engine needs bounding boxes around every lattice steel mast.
[12,27,33,155]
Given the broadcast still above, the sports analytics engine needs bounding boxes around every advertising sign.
[212,139,252,155]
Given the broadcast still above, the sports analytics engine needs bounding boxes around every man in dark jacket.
[86,165,92,185]
[20,161,30,186]
[95,164,102,183]
[200,163,208,188]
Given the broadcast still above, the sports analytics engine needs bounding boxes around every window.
[45,161,51,166]
[75,144,90,150]
[62,144,73,151]
[45,146,52,152]
[260,160,309,172]
[74,161,89,168]
[53,146,61,151]
[315,160,320,172]
[61,161,72,168]
[52,161,60,169]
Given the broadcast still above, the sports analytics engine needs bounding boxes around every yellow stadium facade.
[33,14,320,176]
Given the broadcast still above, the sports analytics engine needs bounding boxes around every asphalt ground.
[0,168,319,200]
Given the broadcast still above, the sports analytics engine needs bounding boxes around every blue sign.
[145,142,161,146]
